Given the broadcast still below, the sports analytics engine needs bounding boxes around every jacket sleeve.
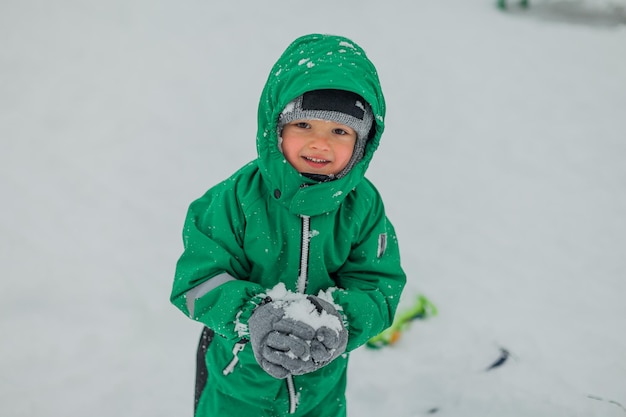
[331,190,407,352]
[170,182,265,340]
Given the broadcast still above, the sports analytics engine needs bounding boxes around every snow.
[283,299,340,333]
[1,0,625,416]
[264,284,343,334]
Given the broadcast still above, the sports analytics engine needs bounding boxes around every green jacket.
[171,33,406,416]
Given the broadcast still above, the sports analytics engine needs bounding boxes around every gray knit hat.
[277,89,374,180]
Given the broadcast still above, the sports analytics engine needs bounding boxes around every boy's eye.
[333,128,349,135]
[294,122,310,129]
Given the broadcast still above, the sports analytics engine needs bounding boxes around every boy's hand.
[266,296,348,374]
[248,301,292,378]
[248,295,348,378]
[248,302,318,378]
[304,296,348,365]
[310,326,343,363]
[261,317,319,375]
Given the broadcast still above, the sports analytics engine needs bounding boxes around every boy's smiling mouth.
[302,156,331,168]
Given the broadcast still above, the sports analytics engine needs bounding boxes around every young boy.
[171,33,406,417]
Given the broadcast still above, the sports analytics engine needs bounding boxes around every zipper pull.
[222,339,248,376]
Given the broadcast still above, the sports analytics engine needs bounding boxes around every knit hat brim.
[278,89,373,142]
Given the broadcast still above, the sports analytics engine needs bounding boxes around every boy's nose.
[310,134,330,150]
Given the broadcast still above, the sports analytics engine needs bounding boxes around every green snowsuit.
[171,33,406,417]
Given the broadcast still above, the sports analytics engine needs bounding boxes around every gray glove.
[304,296,348,367]
[248,301,316,378]
[248,296,348,378]
[264,296,348,376]
[263,317,319,376]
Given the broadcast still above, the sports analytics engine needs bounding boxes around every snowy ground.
[1,0,625,416]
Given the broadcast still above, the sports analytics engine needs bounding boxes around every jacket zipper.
[222,338,248,376]
[287,375,298,414]
[297,215,311,294]
[286,215,312,414]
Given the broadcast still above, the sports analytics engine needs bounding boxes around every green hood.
[256,34,386,216]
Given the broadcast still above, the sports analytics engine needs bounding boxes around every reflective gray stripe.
[186,273,236,317]
[377,233,387,258]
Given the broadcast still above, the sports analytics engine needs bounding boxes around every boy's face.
[281,119,357,177]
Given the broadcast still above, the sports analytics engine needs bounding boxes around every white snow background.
[1,0,625,416]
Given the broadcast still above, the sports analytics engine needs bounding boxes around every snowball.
[263,283,343,333]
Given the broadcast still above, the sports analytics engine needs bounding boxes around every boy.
[171,33,406,417]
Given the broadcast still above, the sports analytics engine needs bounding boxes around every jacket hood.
[256,33,386,216]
